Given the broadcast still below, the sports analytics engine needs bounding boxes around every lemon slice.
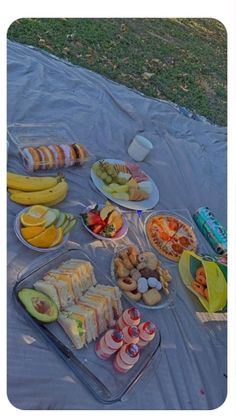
[49,227,64,247]
[27,205,49,218]
[28,225,57,248]
[20,213,46,227]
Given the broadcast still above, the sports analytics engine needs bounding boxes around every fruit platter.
[111,244,174,309]
[14,205,77,252]
[80,201,128,241]
[91,159,159,210]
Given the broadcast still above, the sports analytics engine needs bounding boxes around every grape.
[101,172,107,180]
[96,169,103,178]
[104,175,112,185]
[106,175,112,184]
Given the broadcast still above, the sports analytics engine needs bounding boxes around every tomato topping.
[168,220,179,231]
[172,243,183,254]
[159,231,170,241]
[179,236,190,247]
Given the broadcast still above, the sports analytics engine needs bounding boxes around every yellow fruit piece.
[10,180,68,205]
[107,210,123,232]
[28,225,58,248]
[8,188,25,194]
[49,227,64,247]
[27,205,49,218]
[21,226,46,240]
[7,172,62,191]
[20,213,46,227]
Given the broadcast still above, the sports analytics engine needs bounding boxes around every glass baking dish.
[7,123,91,172]
[12,242,161,404]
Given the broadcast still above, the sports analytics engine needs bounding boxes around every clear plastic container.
[13,242,161,404]
[7,123,90,172]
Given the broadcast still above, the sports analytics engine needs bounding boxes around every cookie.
[148,277,162,290]
[143,288,162,306]
[139,267,159,280]
[195,266,207,286]
[130,269,142,281]
[125,289,142,301]
[137,277,148,293]
[114,257,130,277]
[191,280,205,297]
[118,277,137,291]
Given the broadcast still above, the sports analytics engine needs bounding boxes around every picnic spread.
[7,40,227,409]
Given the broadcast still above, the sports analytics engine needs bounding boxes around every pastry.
[38,146,54,170]
[48,144,65,168]
[95,329,124,359]
[117,307,141,329]
[191,280,205,297]
[60,144,76,167]
[130,269,142,281]
[204,287,209,300]
[195,266,207,286]
[127,246,139,266]
[137,262,147,271]
[22,146,41,171]
[139,267,159,280]
[124,289,142,301]
[142,288,162,306]
[117,277,137,291]
[114,258,130,277]
[119,250,135,270]
[138,252,157,270]
[146,214,197,261]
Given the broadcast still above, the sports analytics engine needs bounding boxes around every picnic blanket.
[7,40,227,410]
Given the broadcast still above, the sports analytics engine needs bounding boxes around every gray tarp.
[7,40,227,410]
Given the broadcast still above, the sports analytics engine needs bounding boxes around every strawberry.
[82,211,104,227]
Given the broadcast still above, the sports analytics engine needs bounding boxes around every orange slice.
[27,205,49,218]
[27,225,58,248]
[49,227,64,247]
[20,213,46,227]
[21,226,46,240]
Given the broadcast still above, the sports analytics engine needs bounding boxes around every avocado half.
[17,288,59,323]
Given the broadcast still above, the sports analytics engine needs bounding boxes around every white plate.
[81,204,128,241]
[14,208,70,253]
[110,245,176,310]
[90,159,159,210]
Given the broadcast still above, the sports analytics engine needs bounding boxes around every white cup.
[128,135,153,162]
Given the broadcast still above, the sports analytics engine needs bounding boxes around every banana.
[7,172,63,192]
[45,191,68,207]
[10,179,68,205]
[8,188,24,194]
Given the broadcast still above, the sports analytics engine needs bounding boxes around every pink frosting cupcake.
[117,307,141,330]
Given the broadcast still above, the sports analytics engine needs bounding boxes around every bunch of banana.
[7,172,68,206]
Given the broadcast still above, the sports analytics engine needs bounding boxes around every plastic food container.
[128,135,153,161]
[7,123,90,172]
[13,242,161,403]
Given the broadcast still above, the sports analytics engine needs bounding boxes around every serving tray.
[12,242,161,404]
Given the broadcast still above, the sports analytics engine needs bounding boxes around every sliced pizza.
[146,214,197,262]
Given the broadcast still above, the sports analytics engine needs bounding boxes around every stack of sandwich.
[34,259,123,349]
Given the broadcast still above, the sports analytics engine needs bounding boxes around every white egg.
[148,277,163,290]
